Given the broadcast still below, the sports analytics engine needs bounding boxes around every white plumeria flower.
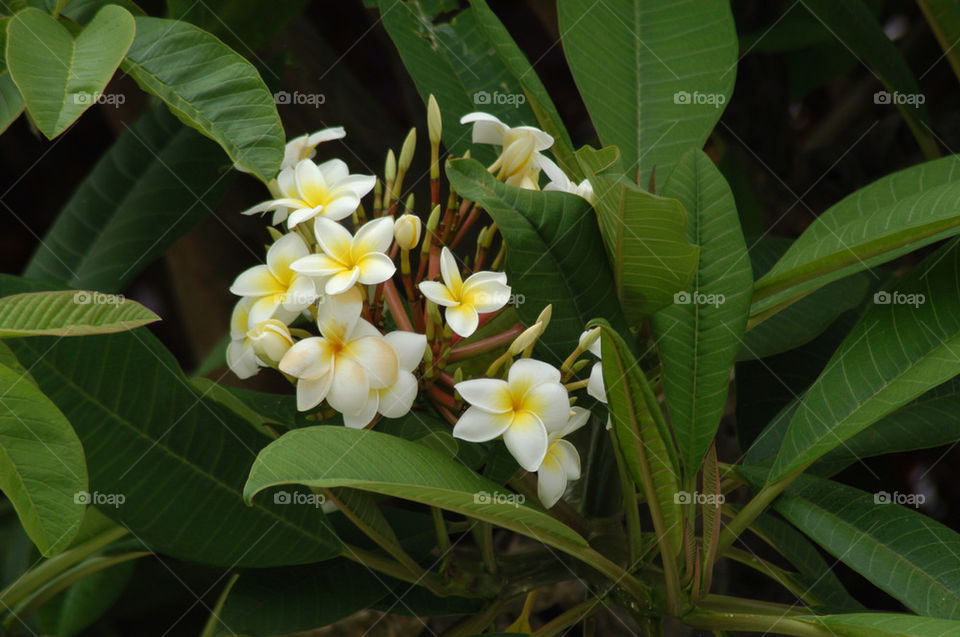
[242,158,375,229]
[343,330,427,429]
[460,112,561,190]
[278,287,399,414]
[281,127,346,170]
[292,216,396,296]
[544,169,596,205]
[418,247,511,337]
[226,297,259,379]
[453,359,570,471]
[537,406,590,507]
[229,232,319,325]
[248,319,294,364]
[579,328,606,404]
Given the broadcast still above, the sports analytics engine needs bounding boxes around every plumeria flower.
[280,127,346,170]
[242,158,375,229]
[226,297,259,379]
[229,232,318,325]
[538,406,590,507]
[418,247,511,337]
[248,319,294,365]
[278,287,399,413]
[460,112,561,190]
[453,359,570,471]
[292,217,396,296]
[342,330,427,428]
[580,328,606,404]
[544,168,596,205]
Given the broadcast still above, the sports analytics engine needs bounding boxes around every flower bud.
[500,135,537,178]
[398,127,416,173]
[579,327,601,357]
[394,214,423,250]
[428,94,442,145]
[385,149,396,182]
[535,304,552,332]
[248,319,293,363]
[509,322,544,355]
[404,193,415,214]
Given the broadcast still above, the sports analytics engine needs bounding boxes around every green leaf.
[165,0,306,54]
[0,362,87,556]
[578,146,699,319]
[0,290,158,338]
[0,17,24,134]
[796,613,960,636]
[918,0,960,85]
[36,560,135,637]
[120,16,283,181]
[245,426,591,556]
[378,0,539,162]
[558,0,737,184]
[800,0,938,159]
[651,150,752,472]
[770,241,960,481]
[753,154,960,320]
[445,157,625,358]
[741,468,960,619]
[23,106,233,292]
[5,6,135,138]
[594,320,682,557]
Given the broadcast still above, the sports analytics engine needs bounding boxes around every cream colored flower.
[227,297,259,379]
[229,232,318,325]
[248,319,294,364]
[393,214,422,250]
[281,127,346,170]
[460,112,559,190]
[342,330,427,428]
[278,287,399,413]
[453,359,569,471]
[292,217,396,296]
[537,407,589,507]
[418,247,511,337]
[579,328,606,404]
[544,168,595,205]
[242,158,375,229]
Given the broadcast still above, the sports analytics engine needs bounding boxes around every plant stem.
[716,467,804,556]
[198,573,240,637]
[441,599,505,637]
[382,278,414,331]
[682,609,832,636]
[532,598,598,637]
[447,322,524,361]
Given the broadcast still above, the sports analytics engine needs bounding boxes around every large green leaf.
[741,469,960,619]
[379,0,538,162]
[24,106,232,292]
[120,16,283,181]
[770,241,960,481]
[651,150,752,473]
[445,157,625,359]
[752,154,960,319]
[0,362,87,556]
[796,613,960,636]
[0,290,158,338]
[245,426,590,556]
[5,6,135,138]
[595,320,682,557]
[165,0,306,54]
[2,277,340,567]
[0,17,24,134]
[801,0,938,158]
[578,146,699,319]
[558,0,737,184]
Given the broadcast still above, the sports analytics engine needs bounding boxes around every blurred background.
[2,0,960,634]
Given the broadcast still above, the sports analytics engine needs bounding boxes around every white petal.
[229,297,254,339]
[537,153,568,186]
[537,457,568,508]
[326,357,371,415]
[514,126,554,151]
[508,358,562,388]
[579,328,602,358]
[452,406,513,442]
[558,406,591,438]
[283,274,317,311]
[463,277,511,313]
[316,286,363,339]
[356,253,396,285]
[325,267,361,295]
[296,374,333,411]
[266,232,310,279]
[287,205,324,228]
[307,126,346,146]
[553,439,581,480]
[418,281,457,307]
[503,411,548,471]
[333,174,376,199]
[377,372,418,418]
[318,158,349,184]
[230,265,283,297]
[522,381,570,432]
[227,340,259,379]
[352,216,395,257]
[384,331,427,372]
[291,253,344,277]
[295,159,327,203]
[248,294,283,325]
[587,362,607,403]
[444,304,479,337]
[343,392,379,428]
[278,337,334,379]
[314,217,354,262]
[439,246,463,291]
[320,194,360,221]
[460,112,508,145]
[276,167,298,196]
[455,378,512,413]
[345,336,399,389]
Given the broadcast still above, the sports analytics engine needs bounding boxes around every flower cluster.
[226,97,602,507]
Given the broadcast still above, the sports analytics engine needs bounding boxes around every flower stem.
[448,323,524,361]
[383,279,414,331]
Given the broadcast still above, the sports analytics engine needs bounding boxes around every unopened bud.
[500,135,536,178]
[398,128,416,174]
[536,305,552,332]
[579,327,602,357]
[385,149,396,182]
[571,358,592,374]
[394,214,423,250]
[428,94,442,145]
[248,320,293,363]
[510,322,543,355]
[266,226,284,242]
[453,367,463,384]
[404,193,415,214]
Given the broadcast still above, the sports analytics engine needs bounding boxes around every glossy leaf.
[797,613,960,636]
[121,16,283,181]
[0,362,87,556]
[558,0,737,183]
[0,17,24,134]
[445,157,625,358]
[165,0,306,54]
[5,6,135,138]
[0,290,158,338]
[651,149,752,472]
[24,106,232,292]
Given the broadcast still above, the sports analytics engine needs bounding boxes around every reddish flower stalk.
[449,202,481,250]
[448,322,524,361]
[383,279,414,332]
